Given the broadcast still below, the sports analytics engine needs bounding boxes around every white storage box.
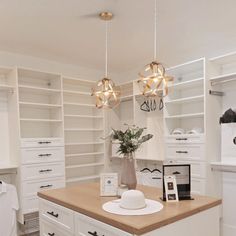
[221,123,236,160]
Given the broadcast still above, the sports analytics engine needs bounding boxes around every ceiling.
[0,0,236,74]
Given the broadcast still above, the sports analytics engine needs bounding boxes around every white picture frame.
[164,175,179,202]
[100,173,118,196]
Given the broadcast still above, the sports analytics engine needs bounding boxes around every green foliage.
[111,124,153,155]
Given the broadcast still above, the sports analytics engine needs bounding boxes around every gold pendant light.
[91,12,120,109]
[138,0,173,97]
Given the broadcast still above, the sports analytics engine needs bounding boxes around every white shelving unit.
[16,68,65,224]
[63,76,105,186]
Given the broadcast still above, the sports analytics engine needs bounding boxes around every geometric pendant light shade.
[92,12,120,109]
[138,0,174,97]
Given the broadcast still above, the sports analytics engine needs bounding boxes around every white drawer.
[21,162,65,181]
[40,199,74,233]
[75,212,132,236]
[165,160,206,178]
[21,147,64,164]
[166,144,204,160]
[23,177,65,197]
[191,178,206,195]
[22,195,39,214]
[165,135,205,144]
[40,220,73,236]
[21,138,64,148]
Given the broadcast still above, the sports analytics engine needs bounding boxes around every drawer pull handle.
[48,233,55,236]
[176,138,188,141]
[88,231,104,236]
[39,169,52,173]
[38,141,52,144]
[40,184,53,189]
[38,154,52,157]
[47,211,59,218]
[176,151,188,154]
[233,137,236,145]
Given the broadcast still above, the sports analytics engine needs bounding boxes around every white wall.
[0,50,120,82]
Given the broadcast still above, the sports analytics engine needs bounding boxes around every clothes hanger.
[159,98,164,110]
[151,168,162,173]
[140,100,150,112]
[140,167,152,173]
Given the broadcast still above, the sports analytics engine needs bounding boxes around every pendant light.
[91,12,120,109]
[138,0,174,97]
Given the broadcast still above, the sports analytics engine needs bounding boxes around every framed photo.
[100,173,118,196]
[162,164,191,201]
[164,175,179,202]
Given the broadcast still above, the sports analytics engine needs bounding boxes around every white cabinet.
[41,220,73,236]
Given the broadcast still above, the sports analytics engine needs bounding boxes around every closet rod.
[209,90,224,96]
[0,171,17,175]
[211,168,236,173]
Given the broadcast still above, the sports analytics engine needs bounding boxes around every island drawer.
[21,147,64,164]
[21,162,65,181]
[40,219,73,236]
[39,199,74,233]
[75,212,132,236]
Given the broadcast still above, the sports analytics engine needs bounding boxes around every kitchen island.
[38,183,221,236]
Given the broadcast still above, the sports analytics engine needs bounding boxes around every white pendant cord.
[105,20,108,78]
[154,0,157,61]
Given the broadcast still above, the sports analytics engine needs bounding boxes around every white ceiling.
[0,0,236,74]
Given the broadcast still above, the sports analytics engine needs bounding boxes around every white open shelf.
[19,102,62,108]
[165,112,204,119]
[66,162,104,169]
[169,77,204,90]
[20,118,62,122]
[65,142,103,146]
[18,85,61,94]
[65,152,104,158]
[64,102,94,107]
[0,84,14,93]
[210,72,236,86]
[165,95,204,105]
[63,90,90,96]
[64,114,103,119]
[66,175,100,183]
[64,128,103,132]
[209,51,236,65]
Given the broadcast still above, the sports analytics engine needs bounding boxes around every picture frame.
[100,173,118,196]
[164,175,179,202]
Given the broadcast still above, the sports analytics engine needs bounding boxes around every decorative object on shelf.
[137,0,173,98]
[140,98,163,112]
[219,108,236,124]
[91,12,120,109]
[111,125,153,189]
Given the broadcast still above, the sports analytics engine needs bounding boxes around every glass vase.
[121,153,137,189]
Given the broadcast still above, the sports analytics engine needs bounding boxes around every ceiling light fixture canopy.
[138,0,173,97]
[91,12,120,109]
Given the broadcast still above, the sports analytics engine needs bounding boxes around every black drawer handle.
[176,138,188,141]
[233,137,236,145]
[47,211,59,218]
[40,184,53,189]
[48,233,55,236]
[38,154,52,157]
[39,169,52,173]
[88,231,104,236]
[38,141,52,144]
[176,151,188,154]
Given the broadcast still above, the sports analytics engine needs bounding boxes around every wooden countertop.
[38,183,221,235]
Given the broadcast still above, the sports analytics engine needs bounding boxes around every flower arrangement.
[112,124,153,156]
